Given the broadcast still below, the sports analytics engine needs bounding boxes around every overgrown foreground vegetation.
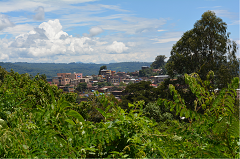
[0,68,239,158]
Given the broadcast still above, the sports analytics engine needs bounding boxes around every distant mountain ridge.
[0,62,152,78]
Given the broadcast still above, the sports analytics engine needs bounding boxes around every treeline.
[0,62,151,78]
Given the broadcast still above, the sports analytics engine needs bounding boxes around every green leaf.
[229,116,239,137]
[185,110,190,118]
[202,104,206,109]
[180,108,185,117]
[96,108,107,119]
[59,101,72,112]
[65,119,75,125]
[67,110,85,123]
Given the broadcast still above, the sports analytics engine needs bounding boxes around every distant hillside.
[0,62,152,78]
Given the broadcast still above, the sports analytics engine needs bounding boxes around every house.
[152,69,162,73]
[150,84,158,88]
[70,78,90,86]
[116,72,127,77]
[107,76,122,83]
[59,85,74,93]
[236,89,240,99]
[56,73,72,86]
[152,75,169,84]
[52,76,63,86]
[122,78,136,84]
[70,72,83,79]
[52,72,83,86]
[130,71,139,76]
[98,86,114,93]
[100,69,112,76]
[142,66,149,70]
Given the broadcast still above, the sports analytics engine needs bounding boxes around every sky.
[0,0,239,64]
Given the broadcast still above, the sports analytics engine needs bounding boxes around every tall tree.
[151,55,166,69]
[76,82,87,92]
[166,11,239,88]
[98,65,107,75]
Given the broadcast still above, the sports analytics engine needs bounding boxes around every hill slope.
[0,62,152,78]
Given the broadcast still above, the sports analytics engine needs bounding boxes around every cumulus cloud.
[0,14,14,31]
[7,19,91,57]
[106,41,128,54]
[33,6,45,21]
[38,19,68,40]
[83,26,104,37]
[4,19,125,60]
[0,19,135,63]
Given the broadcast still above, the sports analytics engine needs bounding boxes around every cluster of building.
[47,67,240,102]
[47,67,170,98]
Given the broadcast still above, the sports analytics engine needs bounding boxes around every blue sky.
[0,0,238,63]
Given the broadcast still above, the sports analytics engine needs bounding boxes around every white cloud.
[229,20,239,25]
[126,42,136,47]
[89,26,104,36]
[0,14,14,30]
[212,10,238,19]
[0,24,34,36]
[83,26,104,37]
[7,19,94,58]
[33,6,45,21]
[0,0,174,63]
[106,41,128,54]
[99,17,166,34]
[151,31,183,44]
[1,19,133,62]
[153,37,180,44]
[0,0,96,13]
[157,30,167,32]
[38,19,68,40]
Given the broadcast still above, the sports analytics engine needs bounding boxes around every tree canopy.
[99,65,107,75]
[166,11,239,88]
[151,55,166,69]
[76,82,87,92]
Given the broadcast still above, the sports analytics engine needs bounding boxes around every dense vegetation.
[0,62,151,78]
[0,67,239,158]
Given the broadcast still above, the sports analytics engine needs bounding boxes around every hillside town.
[47,66,170,100]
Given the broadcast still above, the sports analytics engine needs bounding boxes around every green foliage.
[75,82,87,92]
[166,11,239,88]
[151,55,166,69]
[119,81,126,86]
[93,81,112,88]
[120,81,157,109]
[157,71,239,158]
[0,66,238,158]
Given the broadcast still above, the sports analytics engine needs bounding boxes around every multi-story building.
[70,72,83,79]
[70,78,90,86]
[52,72,83,86]
[57,73,72,85]
[100,69,112,76]
[52,76,63,86]
[107,76,122,83]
